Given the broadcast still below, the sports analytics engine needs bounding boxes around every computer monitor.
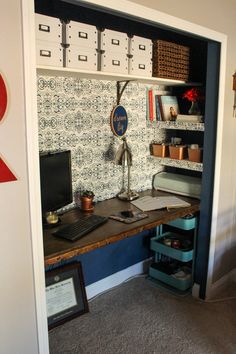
[39,150,73,215]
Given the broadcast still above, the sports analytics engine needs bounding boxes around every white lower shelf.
[158,121,205,131]
[147,120,204,131]
[149,156,203,172]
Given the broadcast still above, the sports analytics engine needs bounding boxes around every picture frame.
[110,105,128,137]
[45,262,89,329]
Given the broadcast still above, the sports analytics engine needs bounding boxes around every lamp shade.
[114,137,132,166]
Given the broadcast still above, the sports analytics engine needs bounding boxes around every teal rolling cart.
[148,214,198,295]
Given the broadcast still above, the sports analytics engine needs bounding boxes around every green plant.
[80,190,94,198]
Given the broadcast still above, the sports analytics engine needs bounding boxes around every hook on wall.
[116,80,131,105]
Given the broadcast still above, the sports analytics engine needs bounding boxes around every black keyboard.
[53,214,108,241]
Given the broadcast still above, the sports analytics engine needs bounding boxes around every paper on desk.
[131,196,191,212]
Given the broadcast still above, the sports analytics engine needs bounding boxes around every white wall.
[129,0,236,285]
[0,2,44,354]
[1,0,234,352]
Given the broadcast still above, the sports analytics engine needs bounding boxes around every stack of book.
[147,92,180,122]
[146,92,203,123]
[176,114,203,123]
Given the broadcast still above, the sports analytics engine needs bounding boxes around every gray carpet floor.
[49,277,236,354]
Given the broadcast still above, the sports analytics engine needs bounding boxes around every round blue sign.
[110,105,128,137]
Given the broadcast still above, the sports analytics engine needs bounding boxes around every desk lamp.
[115,136,139,201]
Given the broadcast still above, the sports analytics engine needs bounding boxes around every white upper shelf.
[36,66,199,86]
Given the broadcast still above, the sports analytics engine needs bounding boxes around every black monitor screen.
[39,150,73,213]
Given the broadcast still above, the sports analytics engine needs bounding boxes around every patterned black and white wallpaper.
[37,75,165,206]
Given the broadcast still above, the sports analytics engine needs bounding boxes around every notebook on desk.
[131,196,191,212]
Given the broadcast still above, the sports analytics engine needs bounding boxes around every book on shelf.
[157,95,179,121]
[146,89,156,122]
[146,88,149,122]
[155,95,162,121]
[176,114,203,123]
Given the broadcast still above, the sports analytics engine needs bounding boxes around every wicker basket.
[153,40,190,81]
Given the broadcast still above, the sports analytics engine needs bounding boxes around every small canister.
[171,239,181,249]
[163,238,172,247]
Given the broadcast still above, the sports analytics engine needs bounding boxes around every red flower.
[183,88,203,102]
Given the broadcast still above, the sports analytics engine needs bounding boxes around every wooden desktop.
[43,190,200,267]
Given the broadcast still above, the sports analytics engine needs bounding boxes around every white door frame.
[21,1,49,353]
[24,0,227,352]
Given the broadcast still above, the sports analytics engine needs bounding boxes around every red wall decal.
[0,73,17,183]
[0,74,7,121]
[0,158,17,183]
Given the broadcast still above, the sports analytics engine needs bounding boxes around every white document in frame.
[46,278,77,318]
[131,196,191,212]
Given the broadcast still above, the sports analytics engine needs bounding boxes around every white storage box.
[66,21,97,48]
[128,35,152,76]
[36,40,63,67]
[35,14,62,43]
[100,51,128,74]
[129,55,152,77]
[129,35,152,57]
[66,45,97,70]
[100,29,128,53]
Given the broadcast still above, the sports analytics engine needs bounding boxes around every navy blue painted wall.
[46,229,155,286]
[194,41,220,299]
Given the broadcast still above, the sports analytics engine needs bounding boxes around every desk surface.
[43,190,200,267]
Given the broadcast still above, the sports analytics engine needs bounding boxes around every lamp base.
[117,190,139,201]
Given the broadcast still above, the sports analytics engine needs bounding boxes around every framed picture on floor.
[45,262,89,329]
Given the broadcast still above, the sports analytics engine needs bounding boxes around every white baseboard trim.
[85,258,152,300]
[206,268,236,299]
